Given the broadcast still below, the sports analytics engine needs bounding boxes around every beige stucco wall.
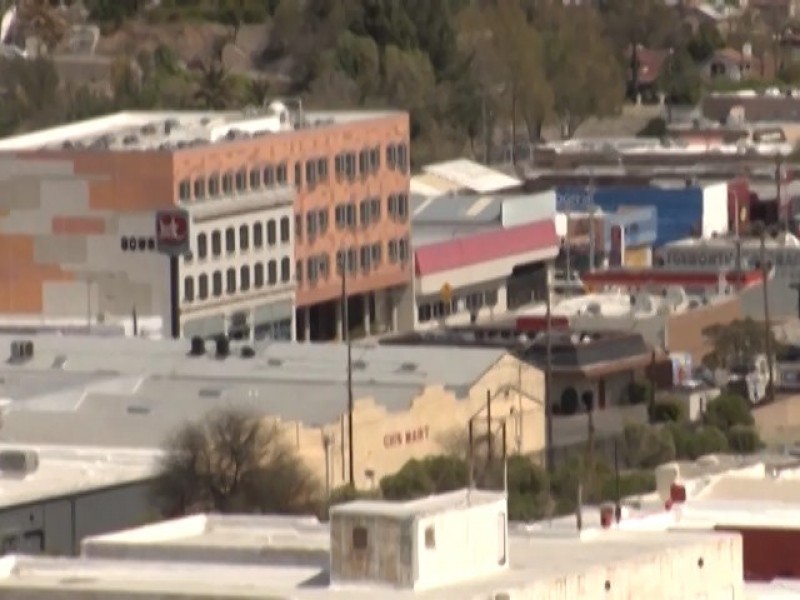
[276,353,545,490]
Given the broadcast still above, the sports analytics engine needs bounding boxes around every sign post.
[155,209,190,339]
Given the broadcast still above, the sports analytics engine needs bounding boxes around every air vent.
[267,358,283,367]
[0,450,38,474]
[51,355,67,369]
[127,405,151,415]
[399,362,417,372]
[198,388,222,399]
[241,346,256,358]
[352,359,367,370]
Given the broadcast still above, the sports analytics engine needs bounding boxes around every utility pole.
[776,152,786,228]
[482,93,489,165]
[544,265,555,474]
[760,232,775,403]
[340,255,355,487]
[588,172,596,273]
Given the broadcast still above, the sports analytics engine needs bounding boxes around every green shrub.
[704,393,754,431]
[686,426,729,459]
[380,459,435,500]
[625,380,652,405]
[599,470,656,502]
[664,422,694,459]
[622,422,676,468]
[649,398,686,423]
[726,425,763,454]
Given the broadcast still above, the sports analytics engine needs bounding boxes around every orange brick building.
[0,104,412,340]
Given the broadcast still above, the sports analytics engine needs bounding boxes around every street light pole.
[340,253,355,487]
[544,265,555,474]
[759,232,776,402]
[588,172,596,273]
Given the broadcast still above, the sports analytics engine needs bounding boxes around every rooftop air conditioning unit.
[189,336,205,356]
[10,340,33,362]
[215,336,230,358]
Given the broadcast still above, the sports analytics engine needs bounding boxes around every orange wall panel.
[0,234,72,313]
[52,216,105,235]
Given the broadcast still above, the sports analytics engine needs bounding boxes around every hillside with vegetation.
[2,0,797,163]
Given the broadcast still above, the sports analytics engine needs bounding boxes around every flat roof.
[0,106,403,153]
[0,444,162,508]
[662,232,800,251]
[331,488,503,519]
[0,527,738,599]
[421,159,521,194]
[82,513,330,564]
[0,335,507,448]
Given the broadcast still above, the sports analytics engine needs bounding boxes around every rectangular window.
[347,247,357,273]
[318,208,329,234]
[397,193,408,221]
[358,149,369,176]
[240,266,250,291]
[318,157,328,180]
[370,146,380,172]
[194,178,206,200]
[212,271,223,297]
[226,268,236,293]
[208,175,220,197]
[306,212,317,239]
[211,231,222,256]
[222,171,233,194]
[253,223,263,248]
[294,162,303,189]
[388,194,398,218]
[264,165,275,186]
[335,204,346,229]
[360,246,371,271]
[399,237,409,262]
[346,153,356,179]
[352,526,368,550]
[296,260,303,284]
[197,234,208,259]
[239,224,249,251]
[178,179,190,201]
[249,168,261,189]
[267,220,277,246]
[254,263,264,288]
[305,160,317,186]
[371,242,382,266]
[307,257,318,282]
[370,197,381,222]
[235,169,247,192]
[359,200,370,227]
[388,240,398,263]
[386,144,397,168]
[425,526,436,549]
[276,162,288,184]
[280,257,291,282]
[280,216,290,243]
[225,227,235,254]
[346,203,356,228]
[184,276,194,301]
[198,274,208,299]
[268,260,277,285]
[485,289,499,307]
[319,254,329,279]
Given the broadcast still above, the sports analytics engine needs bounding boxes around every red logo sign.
[383,426,430,449]
[157,212,188,245]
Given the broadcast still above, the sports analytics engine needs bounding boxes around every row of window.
[193,217,291,260]
[296,238,411,284]
[176,142,410,202]
[183,258,292,302]
[417,289,499,323]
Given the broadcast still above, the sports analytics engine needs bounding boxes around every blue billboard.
[556,186,703,247]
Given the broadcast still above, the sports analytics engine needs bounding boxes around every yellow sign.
[440,283,453,303]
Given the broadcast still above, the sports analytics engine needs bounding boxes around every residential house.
[701,45,776,82]
[626,45,671,103]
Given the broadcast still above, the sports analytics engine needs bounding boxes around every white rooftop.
[330,488,501,519]
[0,444,162,508]
[664,232,800,251]
[0,105,401,153]
[518,289,719,320]
[0,520,740,599]
[421,159,521,194]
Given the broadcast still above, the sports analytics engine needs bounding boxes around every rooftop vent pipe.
[215,336,230,358]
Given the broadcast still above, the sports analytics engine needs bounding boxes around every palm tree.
[193,60,233,110]
[17,0,67,53]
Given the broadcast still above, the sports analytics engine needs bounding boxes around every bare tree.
[151,408,321,517]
